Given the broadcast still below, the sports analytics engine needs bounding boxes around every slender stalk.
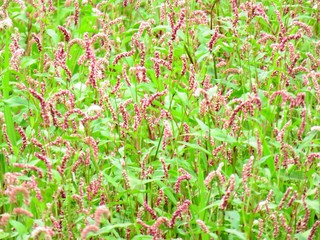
[2,29,17,155]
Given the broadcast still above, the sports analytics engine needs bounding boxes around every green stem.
[2,29,17,156]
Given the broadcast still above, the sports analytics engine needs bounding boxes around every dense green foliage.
[0,0,319,239]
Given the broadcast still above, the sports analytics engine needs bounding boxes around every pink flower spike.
[174,171,191,193]
[170,200,191,228]
[81,224,99,240]
[94,205,111,225]
[13,208,33,218]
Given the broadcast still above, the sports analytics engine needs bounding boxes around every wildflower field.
[0,0,320,239]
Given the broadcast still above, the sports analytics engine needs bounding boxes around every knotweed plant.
[0,0,319,239]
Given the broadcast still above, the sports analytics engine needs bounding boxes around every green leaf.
[197,52,210,63]
[195,118,210,132]
[225,211,241,229]
[299,131,318,149]
[52,169,62,183]
[9,220,27,235]
[0,232,10,239]
[152,25,171,33]
[131,235,153,240]
[21,57,37,68]
[176,91,188,106]
[243,136,258,149]
[177,141,211,155]
[195,44,210,63]
[225,229,246,240]
[46,29,59,44]
[102,172,123,191]
[296,200,320,214]
[3,96,34,109]
[201,200,221,211]
[294,228,311,240]
[33,73,51,77]
[98,223,132,234]
[210,128,237,144]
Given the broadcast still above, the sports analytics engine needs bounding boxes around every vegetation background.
[0,0,319,239]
